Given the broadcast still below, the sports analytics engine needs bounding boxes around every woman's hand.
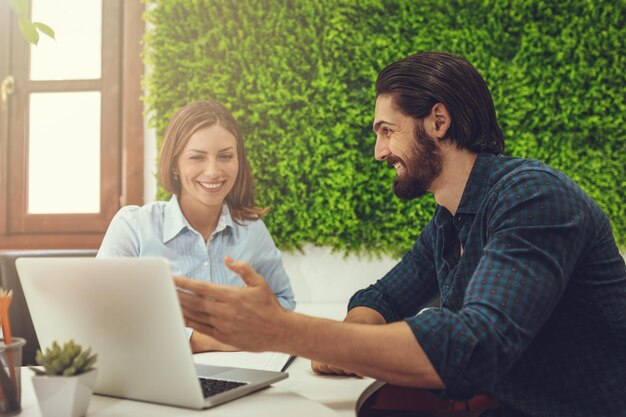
[190,330,239,353]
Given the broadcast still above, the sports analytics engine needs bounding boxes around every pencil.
[0,288,17,407]
[0,288,13,344]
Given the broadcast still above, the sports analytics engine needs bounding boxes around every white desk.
[17,380,344,417]
[276,303,378,417]
[13,303,380,416]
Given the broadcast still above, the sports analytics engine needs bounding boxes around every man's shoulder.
[486,155,572,191]
[487,155,544,177]
[483,156,601,219]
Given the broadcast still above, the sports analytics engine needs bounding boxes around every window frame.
[0,0,144,249]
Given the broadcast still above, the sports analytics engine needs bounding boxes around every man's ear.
[424,103,451,139]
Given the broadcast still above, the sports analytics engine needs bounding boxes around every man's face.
[373,95,442,200]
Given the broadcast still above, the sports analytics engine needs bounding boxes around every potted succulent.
[29,340,98,417]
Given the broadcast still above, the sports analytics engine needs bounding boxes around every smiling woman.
[174,124,240,238]
[171,125,239,241]
[96,101,296,353]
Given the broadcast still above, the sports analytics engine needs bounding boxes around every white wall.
[143,112,158,202]
[281,244,398,304]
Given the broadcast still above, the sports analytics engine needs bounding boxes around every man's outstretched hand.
[175,257,289,352]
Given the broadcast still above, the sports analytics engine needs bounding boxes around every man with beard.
[175,52,626,417]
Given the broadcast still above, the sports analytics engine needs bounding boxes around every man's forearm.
[174,263,443,388]
[277,310,444,388]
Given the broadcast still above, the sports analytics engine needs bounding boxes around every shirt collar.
[163,195,188,243]
[434,153,499,227]
[162,195,234,243]
[215,203,235,234]
[455,153,498,215]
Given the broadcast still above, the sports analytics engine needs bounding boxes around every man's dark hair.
[376,51,504,154]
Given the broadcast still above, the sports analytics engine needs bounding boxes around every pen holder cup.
[0,338,25,416]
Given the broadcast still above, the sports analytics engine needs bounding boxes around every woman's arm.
[247,220,296,309]
[190,330,239,353]
[97,206,141,257]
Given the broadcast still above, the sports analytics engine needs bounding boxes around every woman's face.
[175,124,239,212]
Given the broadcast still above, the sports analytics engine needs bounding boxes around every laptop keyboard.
[199,377,249,398]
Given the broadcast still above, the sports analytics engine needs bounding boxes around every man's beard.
[388,122,442,200]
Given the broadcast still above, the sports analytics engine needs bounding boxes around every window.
[0,0,144,249]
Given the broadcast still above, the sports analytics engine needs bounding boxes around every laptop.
[16,257,288,409]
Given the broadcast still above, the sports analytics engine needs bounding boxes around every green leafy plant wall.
[144,0,626,257]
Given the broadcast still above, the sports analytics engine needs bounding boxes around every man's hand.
[311,361,363,377]
[176,262,443,388]
[175,257,289,352]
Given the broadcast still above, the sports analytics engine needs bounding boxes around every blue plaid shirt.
[349,153,626,417]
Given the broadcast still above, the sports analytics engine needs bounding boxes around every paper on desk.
[195,351,294,372]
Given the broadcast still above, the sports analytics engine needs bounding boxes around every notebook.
[196,350,295,372]
[16,257,288,409]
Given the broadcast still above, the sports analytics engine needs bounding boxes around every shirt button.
[203,261,209,266]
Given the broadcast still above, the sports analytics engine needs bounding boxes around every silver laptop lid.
[17,257,206,409]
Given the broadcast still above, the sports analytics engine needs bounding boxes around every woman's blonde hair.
[158,101,268,222]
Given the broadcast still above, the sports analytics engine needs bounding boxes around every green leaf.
[18,15,39,45]
[33,22,56,40]
[63,367,76,377]
[35,350,44,366]
[83,355,98,371]
[72,351,88,370]
[9,0,28,16]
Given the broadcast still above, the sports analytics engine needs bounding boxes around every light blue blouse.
[97,196,296,314]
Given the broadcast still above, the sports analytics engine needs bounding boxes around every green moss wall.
[144,0,626,256]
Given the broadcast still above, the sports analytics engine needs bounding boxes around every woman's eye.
[382,127,391,135]
[219,154,234,160]
[190,155,204,160]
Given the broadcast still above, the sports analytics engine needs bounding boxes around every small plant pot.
[31,369,97,417]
